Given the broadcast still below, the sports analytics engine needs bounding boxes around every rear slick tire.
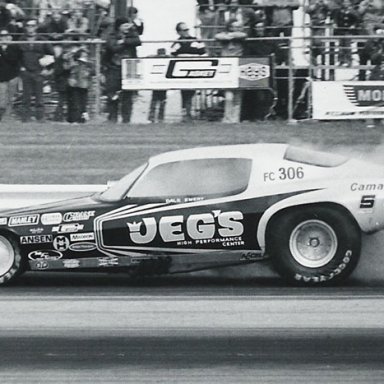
[0,235,22,285]
[267,206,361,286]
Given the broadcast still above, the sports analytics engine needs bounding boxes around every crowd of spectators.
[0,0,383,124]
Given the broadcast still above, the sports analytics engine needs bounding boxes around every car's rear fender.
[257,191,364,253]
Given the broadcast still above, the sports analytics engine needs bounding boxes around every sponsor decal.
[9,214,39,227]
[52,223,84,233]
[20,235,53,245]
[28,250,63,261]
[239,63,270,81]
[63,211,95,222]
[126,210,244,245]
[344,84,384,107]
[63,259,80,268]
[53,236,70,251]
[0,218,7,225]
[166,59,219,79]
[35,260,49,270]
[41,212,62,225]
[70,232,95,242]
[29,227,44,234]
[98,257,119,267]
[69,242,97,252]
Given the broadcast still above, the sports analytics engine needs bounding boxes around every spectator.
[305,0,331,65]
[171,21,206,122]
[39,11,68,40]
[148,48,167,123]
[0,28,21,120]
[103,16,141,123]
[19,17,54,122]
[215,18,246,123]
[5,15,23,40]
[127,6,144,35]
[52,44,70,121]
[66,9,89,37]
[242,19,280,121]
[37,0,70,24]
[332,0,360,66]
[357,0,384,79]
[197,0,227,54]
[265,4,294,37]
[66,47,92,123]
[5,1,25,22]
[358,0,384,35]
[0,2,11,30]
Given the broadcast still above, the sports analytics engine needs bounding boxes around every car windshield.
[98,163,147,202]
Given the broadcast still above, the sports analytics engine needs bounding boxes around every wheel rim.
[289,220,338,268]
[0,236,14,275]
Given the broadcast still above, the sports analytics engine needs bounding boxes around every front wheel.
[267,206,361,285]
[0,235,23,285]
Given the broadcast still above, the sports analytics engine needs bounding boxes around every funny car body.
[0,143,384,286]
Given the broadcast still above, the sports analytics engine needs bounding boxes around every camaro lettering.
[20,235,53,244]
[351,183,384,191]
[126,211,244,245]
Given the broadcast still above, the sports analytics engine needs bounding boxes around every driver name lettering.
[126,211,244,244]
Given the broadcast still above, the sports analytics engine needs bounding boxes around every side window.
[128,158,252,198]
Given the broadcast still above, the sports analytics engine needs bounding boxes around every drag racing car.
[0,143,383,286]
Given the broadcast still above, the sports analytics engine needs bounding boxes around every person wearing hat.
[103,16,141,123]
[18,17,54,122]
[0,28,21,120]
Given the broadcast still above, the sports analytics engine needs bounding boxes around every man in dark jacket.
[0,28,20,120]
[171,22,206,122]
[19,18,54,122]
[103,17,141,123]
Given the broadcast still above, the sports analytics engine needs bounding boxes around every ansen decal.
[52,223,84,233]
[63,211,95,222]
[9,214,39,227]
[0,218,7,225]
[70,233,95,242]
[28,250,63,261]
[41,212,62,225]
[126,211,244,245]
[20,235,53,244]
[53,236,70,251]
[69,242,97,252]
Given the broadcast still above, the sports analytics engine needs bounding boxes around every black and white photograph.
[0,0,383,383]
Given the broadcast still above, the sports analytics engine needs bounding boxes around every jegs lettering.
[126,211,244,245]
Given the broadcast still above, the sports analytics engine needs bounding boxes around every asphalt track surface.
[0,270,383,384]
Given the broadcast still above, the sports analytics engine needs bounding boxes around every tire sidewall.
[268,206,361,285]
[0,235,23,285]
